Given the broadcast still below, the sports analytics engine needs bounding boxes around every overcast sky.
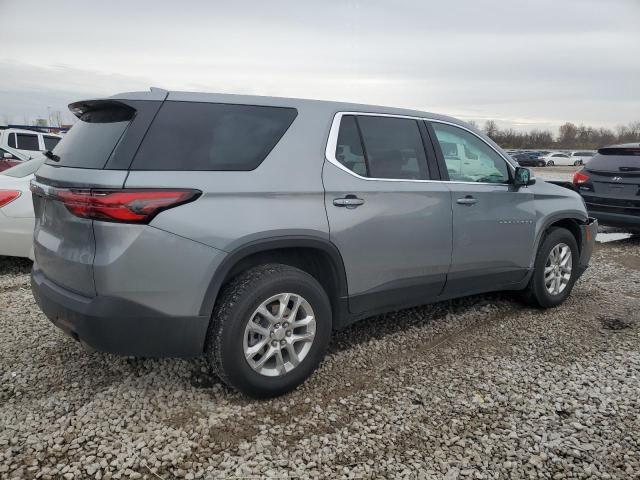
[1,0,639,132]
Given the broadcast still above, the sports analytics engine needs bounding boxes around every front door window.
[431,123,510,183]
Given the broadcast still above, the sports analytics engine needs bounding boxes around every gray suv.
[30,89,597,397]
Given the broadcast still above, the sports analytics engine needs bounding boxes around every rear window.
[17,133,40,151]
[588,148,640,172]
[130,101,297,171]
[43,136,61,151]
[48,104,134,169]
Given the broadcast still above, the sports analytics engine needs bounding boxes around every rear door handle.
[333,196,365,208]
[456,196,477,206]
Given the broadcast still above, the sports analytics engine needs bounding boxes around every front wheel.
[547,160,555,167]
[205,264,332,398]
[573,160,582,166]
[523,228,579,308]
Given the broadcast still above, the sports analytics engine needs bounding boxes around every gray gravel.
[1,234,640,479]
[531,166,580,182]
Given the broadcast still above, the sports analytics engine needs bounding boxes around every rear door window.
[17,133,40,151]
[131,101,298,171]
[357,116,429,180]
[334,115,430,180]
[335,115,367,176]
[43,136,61,150]
[8,133,17,148]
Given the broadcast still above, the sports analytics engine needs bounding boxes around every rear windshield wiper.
[44,150,60,162]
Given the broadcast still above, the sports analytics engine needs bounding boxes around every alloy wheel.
[243,293,316,377]
[544,243,573,295]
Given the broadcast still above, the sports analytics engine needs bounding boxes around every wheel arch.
[533,214,587,264]
[199,236,349,327]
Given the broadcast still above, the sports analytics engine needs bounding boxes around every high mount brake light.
[573,171,590,185]
[29,183,200,223]
[0,190,21,208]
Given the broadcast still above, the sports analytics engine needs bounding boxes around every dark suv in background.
[573,144,640,231]
[511,152,546,167]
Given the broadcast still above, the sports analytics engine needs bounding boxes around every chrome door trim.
[324,111,517,186]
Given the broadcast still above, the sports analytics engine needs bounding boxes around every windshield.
[2,156,46,177]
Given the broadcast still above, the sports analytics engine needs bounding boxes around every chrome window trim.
[325,111,517,185]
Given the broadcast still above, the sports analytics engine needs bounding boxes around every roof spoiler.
[69,87,169,119]
[67,100,136,121]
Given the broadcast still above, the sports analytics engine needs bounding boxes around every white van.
[0,128,62,159]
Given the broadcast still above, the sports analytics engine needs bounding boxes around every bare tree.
[483,120,499,139]
[557,122,578,148]
[482,120,638,149]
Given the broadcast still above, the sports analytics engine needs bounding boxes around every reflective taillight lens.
[30,182,200,223]
[0,190,21,208]
[573,171,590,185]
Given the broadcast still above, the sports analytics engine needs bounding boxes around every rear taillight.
[30,182,199,223]
[0,190,21,208]
[573,171,590,185]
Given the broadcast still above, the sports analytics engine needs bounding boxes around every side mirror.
[514,166,536,187]
[3,153,12,159]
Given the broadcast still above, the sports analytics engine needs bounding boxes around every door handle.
[333,195,365,208]
[456,196,477,206]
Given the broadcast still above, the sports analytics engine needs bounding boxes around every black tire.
[205,264,332,398]
[573,160,581,166]
[538,161,546,167]
[547,160,554,167]
[523,228,579,308]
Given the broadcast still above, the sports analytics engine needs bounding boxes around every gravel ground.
[1,233,640,479]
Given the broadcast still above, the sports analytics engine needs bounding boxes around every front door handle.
[456,196,477,206]
[333,195,365,208]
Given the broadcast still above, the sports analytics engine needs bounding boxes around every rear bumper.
[31,266,210,357]
[576,217,598,277]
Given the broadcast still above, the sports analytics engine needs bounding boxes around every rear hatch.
[580,144,640,216]
[31,96,165,296]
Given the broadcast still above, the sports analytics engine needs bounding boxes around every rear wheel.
[523,228,579,308]
[205,264,332,398]
[573,160,582,166]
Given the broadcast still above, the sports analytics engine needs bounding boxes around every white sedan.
[539,152,573,166]
[0,157,45,259]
